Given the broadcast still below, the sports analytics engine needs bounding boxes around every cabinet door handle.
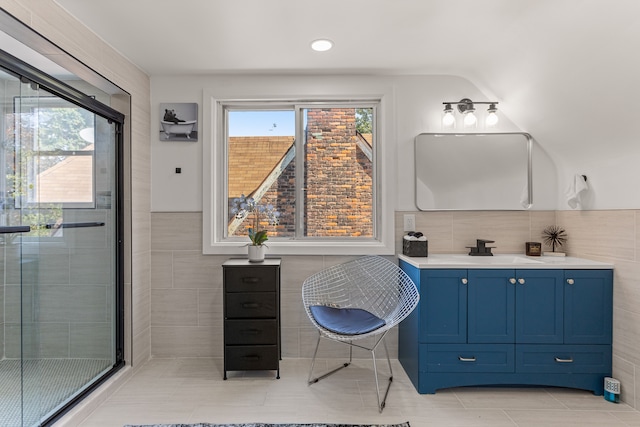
[509,278,516,284]
[566,278,575,285]
[554,357,574,363]
[461,278,468,285]
[242,303,260,309]
[518,278,525,285]
[242,277,260,284]
[458,356,476,362]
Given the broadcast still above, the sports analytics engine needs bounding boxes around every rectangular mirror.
[415,132,532,210]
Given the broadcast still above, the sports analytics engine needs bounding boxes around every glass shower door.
[1,67,120,426]
[0,67,38,427]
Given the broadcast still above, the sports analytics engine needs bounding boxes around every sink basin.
[485,255,543,264]
[423,254,543,266]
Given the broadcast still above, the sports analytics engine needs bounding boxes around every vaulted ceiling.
[54,0,640,207]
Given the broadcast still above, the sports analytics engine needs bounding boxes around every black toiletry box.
[403,239,428,257]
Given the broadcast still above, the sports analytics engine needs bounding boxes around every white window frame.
[203,91,396,256]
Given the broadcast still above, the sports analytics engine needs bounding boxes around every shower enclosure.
[0,48,124,426]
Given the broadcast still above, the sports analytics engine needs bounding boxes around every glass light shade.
[463,110,477,128]
[442,107,456,130]
[486,111,498,128]
[486,104,499,128]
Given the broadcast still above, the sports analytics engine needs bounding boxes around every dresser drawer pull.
[554,357,574,363]
[458,356,476,362]
[241,329,261,335]
[242,303,260,309]
[242,277,260,284]
[242,355,261,361]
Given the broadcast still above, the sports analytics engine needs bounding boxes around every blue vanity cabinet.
[398,260,612,395]
[514,269,565,344]
[564,269,613,344]
[420,269,467,343]
[467,269,516,343]
[467,269,564,344]
[515,269,612,382]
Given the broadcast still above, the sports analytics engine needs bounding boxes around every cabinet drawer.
[422,344,514,373]
[225,319,277,345]
[226,292,277,318]
[224,266,278,292]
[225,345,279,371]
[516,344,612,374]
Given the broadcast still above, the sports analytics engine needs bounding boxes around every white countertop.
[398,253,613,269]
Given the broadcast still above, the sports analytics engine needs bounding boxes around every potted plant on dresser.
[230,194,280,262]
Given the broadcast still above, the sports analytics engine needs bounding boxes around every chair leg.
[371,336,393,412]
[307,332,352,385]
[307,331,393,412]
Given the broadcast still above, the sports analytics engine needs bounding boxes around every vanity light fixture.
[311,39,334,52]
[442,98,499,130]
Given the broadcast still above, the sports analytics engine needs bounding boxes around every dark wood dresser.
[222,258,281,379]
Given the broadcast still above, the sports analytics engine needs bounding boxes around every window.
[226,108,296,240]
[13,95,95,208]
[203,95,394,256]
[225,102,376,240]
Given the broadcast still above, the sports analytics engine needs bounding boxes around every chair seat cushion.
[309,305,386,335]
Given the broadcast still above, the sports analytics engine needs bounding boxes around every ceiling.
[52,0,639,78]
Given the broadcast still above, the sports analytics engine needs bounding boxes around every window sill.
[203,239,394,256]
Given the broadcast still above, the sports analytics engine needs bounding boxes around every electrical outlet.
[403,214,416,232]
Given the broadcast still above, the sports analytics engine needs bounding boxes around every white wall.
[151,73,558,213]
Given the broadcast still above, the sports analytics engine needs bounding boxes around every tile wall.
[148,210,556,360]
[150,209,640,409]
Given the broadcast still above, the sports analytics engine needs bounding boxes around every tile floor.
[71,357,640,427]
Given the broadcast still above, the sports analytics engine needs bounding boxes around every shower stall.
[0,46,124,426]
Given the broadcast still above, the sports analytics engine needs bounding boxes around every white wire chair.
[302,255,419,412]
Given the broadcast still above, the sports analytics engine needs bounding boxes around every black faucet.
[467,239,495,256]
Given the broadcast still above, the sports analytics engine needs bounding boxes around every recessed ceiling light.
[311,39,333,52]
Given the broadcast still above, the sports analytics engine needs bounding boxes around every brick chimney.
[304,108,372,237]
